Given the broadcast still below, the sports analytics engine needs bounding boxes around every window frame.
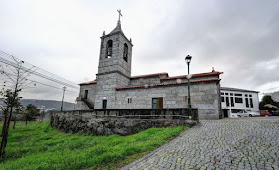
[235,97,243,103]
[123,43,128,62]
[152,97,163,109]
[102,100,107,109]
[84,90,88,99]
[106,40,113,58]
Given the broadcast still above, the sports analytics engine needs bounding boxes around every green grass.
[0,121,188,170]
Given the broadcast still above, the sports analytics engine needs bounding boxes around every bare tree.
[0,56,36,159]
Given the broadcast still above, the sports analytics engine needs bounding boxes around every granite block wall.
[115,82,220,119]
[50,109,198,136]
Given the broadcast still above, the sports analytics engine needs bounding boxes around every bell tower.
[95,10,133,109]
[97,9,133,77]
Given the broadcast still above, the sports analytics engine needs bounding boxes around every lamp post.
[185,55,192,112]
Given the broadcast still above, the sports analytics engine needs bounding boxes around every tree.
[0,56,35,159]
[259,95,279,110]
[12,106,23,130]
[21,104,40,125]
[0,89,22,132]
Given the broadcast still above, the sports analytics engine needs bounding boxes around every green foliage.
[0,121,188,169]
[259,95,279,110]
[0,89,22,117]
[21,104,40,122]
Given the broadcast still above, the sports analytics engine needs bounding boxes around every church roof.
[115,78,221,90]
[79,80,97,85]
[161,71,223,81]
[131,72,169,79]
[109,21,123,34]
[102,20,132,46]
[78,71,223,86]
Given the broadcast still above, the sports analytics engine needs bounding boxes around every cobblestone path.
[123,117,279,170]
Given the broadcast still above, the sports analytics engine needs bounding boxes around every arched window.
[123,43,128,62]
[106,40,113,58]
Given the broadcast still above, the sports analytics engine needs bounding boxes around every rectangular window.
[128,98,132,103]
[245,98,249,107]
[225,93,228,95]
[102,100,107,109]
[235,97,243,103]
[245,94,248,97]
[250,98,253,108]
[84,90,88,99]
[230,97,234,107]
[221,97,224,102]
[152,97,163,109]
[235,93,242,97]
[249,94,252,97]
[226,97,229,107]
[230,93,233,96]
[221,93,224,95]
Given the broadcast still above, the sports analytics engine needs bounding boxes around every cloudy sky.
[0,0,279,102]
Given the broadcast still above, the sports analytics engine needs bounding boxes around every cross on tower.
[117,9,123,22]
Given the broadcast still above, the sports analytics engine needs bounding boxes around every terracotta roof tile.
[79,80,97,85]
[79,71,223,86]
[115,78,220,90]
[160,71,223,81]
[131,72,169,79]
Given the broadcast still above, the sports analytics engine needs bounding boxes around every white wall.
[221,89,259,118]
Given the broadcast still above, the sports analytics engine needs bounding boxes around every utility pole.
[61,86,66,111]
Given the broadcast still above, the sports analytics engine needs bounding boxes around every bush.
[273,110,279,116]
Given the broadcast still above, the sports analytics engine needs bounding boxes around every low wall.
[51,109,198,136]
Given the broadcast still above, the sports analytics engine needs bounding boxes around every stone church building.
[76,17,223,120]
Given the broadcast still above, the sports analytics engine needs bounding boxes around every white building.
[221,87,259,118]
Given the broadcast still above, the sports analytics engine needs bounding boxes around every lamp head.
[185,55,192,64]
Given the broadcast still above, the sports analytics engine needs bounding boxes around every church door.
[102,100,107,109]
[152,97,163,109]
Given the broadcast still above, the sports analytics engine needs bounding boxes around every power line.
[0,56,78,90]
[25,79,78,93]
[0,71,78,94]
[0,51,79,90]
[0,50,78,85]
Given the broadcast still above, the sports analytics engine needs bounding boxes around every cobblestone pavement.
[123,117,279,170]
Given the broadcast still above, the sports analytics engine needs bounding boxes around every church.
[76,12,223,120]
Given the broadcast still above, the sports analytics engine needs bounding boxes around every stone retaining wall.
[50,109,198,136]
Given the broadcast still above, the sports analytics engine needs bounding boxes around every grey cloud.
[1,0,279,103]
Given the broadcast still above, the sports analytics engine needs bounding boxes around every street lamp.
[185,55,192,111]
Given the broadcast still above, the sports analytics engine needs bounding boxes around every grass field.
[0,121,188,170]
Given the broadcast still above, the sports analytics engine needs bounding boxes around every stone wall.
[94,73,130,109]
[76,83,96,110]
[130,77,161,86]
[115,82,220,119]
[98,31,132,78]
[50,109,198,136]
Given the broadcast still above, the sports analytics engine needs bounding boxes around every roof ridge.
[161,71,223,80]
[115,78,220,90]
[131,72,169,79]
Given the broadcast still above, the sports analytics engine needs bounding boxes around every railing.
[81,98,94,109]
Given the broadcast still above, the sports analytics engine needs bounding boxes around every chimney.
[212,67,215,72]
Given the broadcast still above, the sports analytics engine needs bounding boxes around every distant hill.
[0,99,75,111]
